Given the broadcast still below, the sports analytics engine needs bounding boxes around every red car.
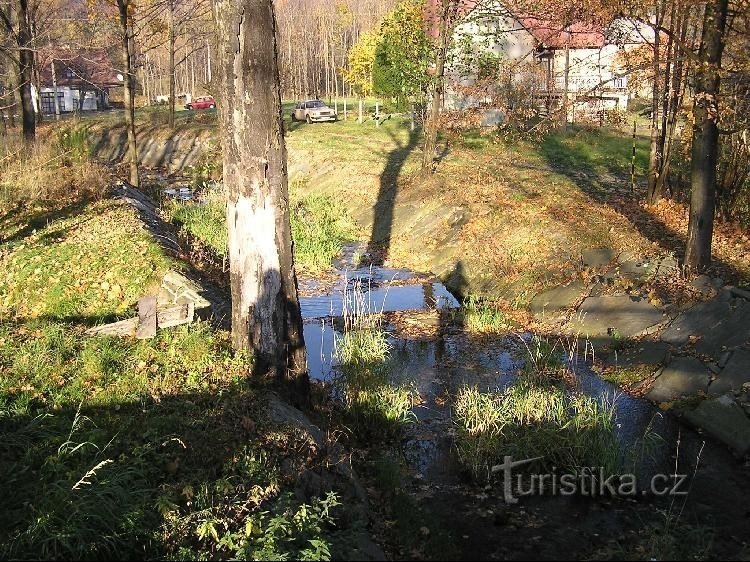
[185,96,216,110]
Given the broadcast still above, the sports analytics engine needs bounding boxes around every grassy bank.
[0,183,348,559]
[166,182,356,274]
[83,104,750,303]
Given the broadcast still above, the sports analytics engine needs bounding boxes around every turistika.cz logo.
[491,456,689,504]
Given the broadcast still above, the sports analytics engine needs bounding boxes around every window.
[40,91,65,114]
[64,67,76,78]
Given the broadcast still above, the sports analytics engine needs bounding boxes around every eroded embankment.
[88,119,655,305]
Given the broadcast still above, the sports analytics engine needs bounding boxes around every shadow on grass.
[539,129,749,283]
[366,127,421,265]
[0,382,370,560]
[0,200,89,245]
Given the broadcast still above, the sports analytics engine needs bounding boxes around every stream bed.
[298,255,750,560]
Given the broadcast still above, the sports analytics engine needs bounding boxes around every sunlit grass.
[459,295,511,333]
[453,381,620,480]
[333,281,415,436]
[166,184,356,273]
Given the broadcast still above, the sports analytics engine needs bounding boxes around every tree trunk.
[50,55,61,119]
[118,0,140,187]
[684,0,729,275]
[560,35,570,132]
[168,0,176,129]
[646,0,663,203]
[16,0,35,142]
[421,0,449,176]
[656,2,690,198]
[214,0,308,398]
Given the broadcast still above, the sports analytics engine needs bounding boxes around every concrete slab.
[582,247,615,267]
[529,281,586,318]
[661,292,749,356]
[572,295,664,338]
[605,340,670,368]
[683,395,750,456]
[646,357,711,402]
[710,348,750,396]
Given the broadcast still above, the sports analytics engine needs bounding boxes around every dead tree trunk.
[118,0,140,187]
[684,0,729,275]
[214,0,308,398]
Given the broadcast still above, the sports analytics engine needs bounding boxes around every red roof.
[38,49,123,90]
[424,0,605,49]
[519,17,605,49]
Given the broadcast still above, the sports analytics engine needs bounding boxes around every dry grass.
[0,129,110,206]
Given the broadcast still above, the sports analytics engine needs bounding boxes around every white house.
[441,0,654,116]
[37,50,123,114]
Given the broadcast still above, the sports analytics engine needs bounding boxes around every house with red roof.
[35,49,124,114]
[433,0,653,117]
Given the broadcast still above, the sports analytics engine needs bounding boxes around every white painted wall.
[37,86,101,113]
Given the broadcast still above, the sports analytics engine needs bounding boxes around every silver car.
[291,100,337,123]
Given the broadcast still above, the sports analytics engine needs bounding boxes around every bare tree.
[0,0,36,142]
[684,0,730,274]
[117,0,140,187]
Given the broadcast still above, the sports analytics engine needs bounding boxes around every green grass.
[453,381,621,480]
[600,365,653,388]
[332,291,416,437]
[0,199,171,322]
[0,198,345,560]
[166,185,356,273]
[458,295,511,333]
[167,184,228,257]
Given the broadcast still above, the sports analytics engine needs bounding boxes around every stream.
[297,246,750,560]
[156,182,750,558]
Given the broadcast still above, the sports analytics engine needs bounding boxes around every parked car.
[291,100,337,123]
[185,96,216,110]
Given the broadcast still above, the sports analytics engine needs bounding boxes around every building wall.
[442,3,649,113]
[37,86,104,113]
[445,2,538,110]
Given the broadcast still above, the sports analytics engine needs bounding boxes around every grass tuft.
[454,380,621,480]
[166,183,355,273]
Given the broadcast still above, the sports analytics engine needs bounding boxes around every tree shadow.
[538,130,749,283]
[0,383,371,560]
[0,200,90,245]
[366,126,421,265]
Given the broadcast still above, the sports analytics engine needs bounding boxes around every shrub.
[0,129,109,205]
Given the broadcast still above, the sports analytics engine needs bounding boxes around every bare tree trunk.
[421,0,449,176]
[685,0,729,275]
[168,0,176,129]
[118,0,140,187]
[656,1,689,198]
[214,0,308,398]
[560,35,570,132]
[647,0,665,203]
[16,0,35,142]
[50,55,60,119]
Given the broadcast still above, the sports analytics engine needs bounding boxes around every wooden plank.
[157,302,195,329]
[137,296,158,339]
[85,317,138,337]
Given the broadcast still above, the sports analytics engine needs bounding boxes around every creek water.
[298,254,750,559]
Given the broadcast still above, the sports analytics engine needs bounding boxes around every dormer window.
[64,67,75,78]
